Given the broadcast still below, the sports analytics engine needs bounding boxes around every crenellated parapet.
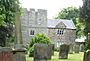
[21,8,47,27]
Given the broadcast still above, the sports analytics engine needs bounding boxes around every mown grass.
[26,51,84,61]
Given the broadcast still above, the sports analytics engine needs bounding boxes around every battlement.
[22,8,47,14]
[21,8,47,27]
[30,8,35,11]
[23,8,28,12]
[38,9,47,13]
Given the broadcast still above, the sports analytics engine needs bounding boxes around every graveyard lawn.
[26,51,84,61]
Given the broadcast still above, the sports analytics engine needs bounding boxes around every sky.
[19,0,83,19]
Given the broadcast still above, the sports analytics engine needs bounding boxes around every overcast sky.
[19,0,83,19]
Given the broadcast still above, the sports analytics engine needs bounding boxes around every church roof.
[47,19,76,29]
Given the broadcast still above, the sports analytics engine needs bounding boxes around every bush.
[84,44,90,51]
[28,46,34,57]
[54,48,59,52]
[28,33,51,57]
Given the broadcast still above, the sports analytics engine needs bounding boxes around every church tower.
[28,9,48,43]
[20,8,48,45]
[20,8,29,45]
[36,9,47,27]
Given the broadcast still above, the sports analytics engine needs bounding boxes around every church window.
[57,29,59,34]
[57,29,64,35]
[30,30,34,35]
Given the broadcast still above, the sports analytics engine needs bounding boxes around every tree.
[0,0,20,47]
[0,26,8,47]
[56,7,80,24]
[56,7,83,38]
[80,0,90,36]
[80,0,90,51]
[28,33,51,57]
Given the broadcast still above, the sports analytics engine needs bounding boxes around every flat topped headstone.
[69,44,73,54]
[12,48,26,53]
[83,51,90,61]
[34,43,48,61]
[0,47,13,61]
[74,45,79,53]
[0,47,12,52]
[50,44,54,55]
[47,44,52,59]
[59,44,69,59]
[47,44,54,59]
[12,48,26,61]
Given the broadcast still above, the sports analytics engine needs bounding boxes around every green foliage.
[0,0,20,25]
[54,48,59,52]
[26,52,83,61]
[28,33,51,57]
[80,0,90,50]
[55,7,84,38]
[0,26,7,46]
[0,25,15,47]
[80,0,90,36]
[84,44,90,51]
[29,33,51,47]
[76,18,85,37]
[56,7,80,24]
[0,0,20,46]
[28,46,34,57]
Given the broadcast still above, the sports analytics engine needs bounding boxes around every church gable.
[55,22,66,28]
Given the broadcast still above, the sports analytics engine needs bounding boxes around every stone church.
[20,8,76,48]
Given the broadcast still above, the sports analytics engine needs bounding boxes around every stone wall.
[20,8,76,47]
[20,8,47,45]
[64,29,76,45]
[48,28,76,48]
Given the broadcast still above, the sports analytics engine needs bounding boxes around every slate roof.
[47,19,76,29]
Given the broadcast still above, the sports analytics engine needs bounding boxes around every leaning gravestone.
[74,45,80,53]
[34,44,48,61]
[0,47,13,61]
[83,51,90,61]
[59,44,69,59]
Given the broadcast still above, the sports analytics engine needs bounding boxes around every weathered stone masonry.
[20,8,76,48]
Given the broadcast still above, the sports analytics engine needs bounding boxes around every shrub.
[28,33,51,57]
[28,46,34,57]
[54,48,59,52]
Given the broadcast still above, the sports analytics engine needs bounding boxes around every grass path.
[26,51,84,61]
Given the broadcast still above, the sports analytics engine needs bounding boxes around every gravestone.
[34,44,48,61]
[12,48,26,61]
[47,44,54,59]
[83,51,90,61]
[74,45,80,53]
[59,44,69,59]
[80,44,84,52]
[47,44,52,59]
[51,44,54,55]
[0,47,13,61]
[69,44,73,54]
